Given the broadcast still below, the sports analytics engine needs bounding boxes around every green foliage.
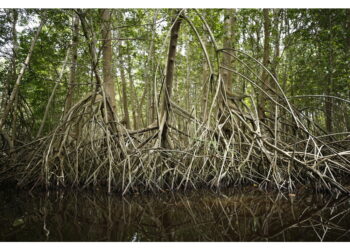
[0,8,349,139]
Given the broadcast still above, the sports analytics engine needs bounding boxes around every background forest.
[0,9,349,194]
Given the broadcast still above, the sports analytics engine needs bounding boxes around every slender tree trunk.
[127,68,138,130]
[119,57,130,129]
[10,9,19,150]
[222,9,236,93]
[64,13,79,113]
[254,17,261,59]
[325,59,333,133]
[101,9,117,114]
[344,9,350,132]
[126,51,142,130]
[325,90,333,133]
[271,9,281,81]
[219,9,236,136]
[36,48,70,138]
[77,10,102,95]
[201,56,209,121]
[325,14,334,133]
[138,10,158,126]
[11,10,18,81]
[258,9,271,121]
[158,12,182,149]
[200,14,210,122]
[149,11,159,125]
[185,37,191,142]
[0,18,45,131]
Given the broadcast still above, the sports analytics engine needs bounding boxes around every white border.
[1,1,350,248]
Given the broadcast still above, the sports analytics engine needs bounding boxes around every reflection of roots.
[7,190,350,241]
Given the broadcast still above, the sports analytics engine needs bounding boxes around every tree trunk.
[10,9,19,150]
[101,9,117,114]
[158,11,182,149]
[0,17,45,131]
[64,13,79,113]
[258,8,271,121]
[271,9,281,80]
[36,48,70,138]
[119,57,130,129]
[200,14,210,122]
[219,9,237,136]
[77,10,102,91]
[345,9,350,132]
[325,13,334,133]
[201,56,209,122]
[126,50,142,130]
[222,8,236,93]
[138,10,158,126]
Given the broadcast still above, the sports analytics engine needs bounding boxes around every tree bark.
[0,17,45,131]
[200,14,210,122]
[119,56,131,129]
[36,48,70,138]
[77,10,102,94]
[101,9,117,114]
[10,9,19,150]
[158,12,182,149]
[325,13,334,133]
[222,9,236,93]
[139,10,158,126]
[271,9,281,80]
[219,9,237,136]
[126,51,141,130]
[258,8,271,121]
[64,13,79,113]
[201,56,209,122]
[346,9,350,132]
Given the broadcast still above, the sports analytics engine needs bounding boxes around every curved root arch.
[2,10,350,195]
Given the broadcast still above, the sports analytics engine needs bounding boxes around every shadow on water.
[1,188,350,241]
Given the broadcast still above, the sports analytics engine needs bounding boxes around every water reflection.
[0,189,350,241]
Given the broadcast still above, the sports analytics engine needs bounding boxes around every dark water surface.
[1,188,350,241]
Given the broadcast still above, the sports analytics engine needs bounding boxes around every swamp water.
[1,188,350,241]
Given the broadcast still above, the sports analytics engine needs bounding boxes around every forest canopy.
[0,9,349,194]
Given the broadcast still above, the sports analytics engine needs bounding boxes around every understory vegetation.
[0,9,349,194]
